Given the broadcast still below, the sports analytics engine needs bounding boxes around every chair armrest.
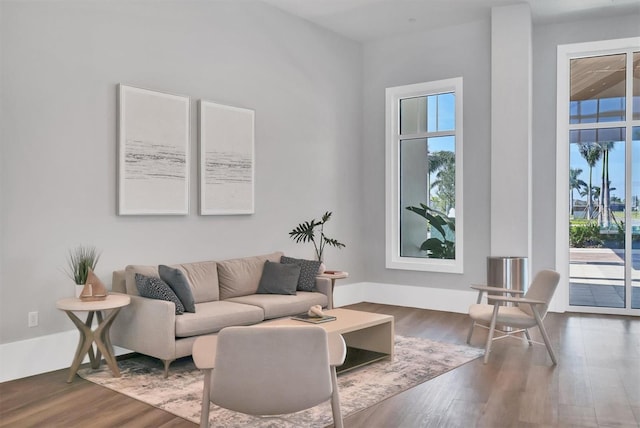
[486,295,546,305]
[470,285,525,295]
[328,332,346,367]
[110,295,177,361]
[193,335,218,369]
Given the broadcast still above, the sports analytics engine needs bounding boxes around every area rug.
[79,336,483,427]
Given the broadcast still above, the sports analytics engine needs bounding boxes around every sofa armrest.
[315,277,333,309]
[110,295,177,361]
[112,270,126,293]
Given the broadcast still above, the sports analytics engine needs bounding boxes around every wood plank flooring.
[1,302,639,427]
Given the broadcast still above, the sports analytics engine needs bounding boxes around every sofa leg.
[162,359,174,378]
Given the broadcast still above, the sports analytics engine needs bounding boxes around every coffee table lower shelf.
[337,346,389,374]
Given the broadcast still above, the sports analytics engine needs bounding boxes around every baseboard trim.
[335,282,477,313]
[1,282,476,382]
[0,330,130,383]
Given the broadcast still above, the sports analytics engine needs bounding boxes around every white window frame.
[385,77,464,273]
[555,37,640,314]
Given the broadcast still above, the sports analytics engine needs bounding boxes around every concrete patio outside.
[569,248,640,309]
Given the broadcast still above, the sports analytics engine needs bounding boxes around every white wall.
[361,18,492,290]
[0,1,363,345]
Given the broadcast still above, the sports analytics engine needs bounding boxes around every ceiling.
[261,0,640,42]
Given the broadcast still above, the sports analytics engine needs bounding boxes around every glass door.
[567,50,640,313]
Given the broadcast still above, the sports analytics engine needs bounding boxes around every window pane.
[634,52,640,120]
[400,138,428,258]
[400,136,455,259]
[569,127,626,308]
[437,93,455,131]
[400,97,427,135]
[425,93,455,132]
[427,95,437,132]
[570,54,626,123]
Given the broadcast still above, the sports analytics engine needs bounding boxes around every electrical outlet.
[28,311,38,327]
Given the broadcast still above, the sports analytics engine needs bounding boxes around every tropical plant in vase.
[289,211,345,267]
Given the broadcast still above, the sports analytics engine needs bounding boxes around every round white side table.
[56,293,130,383]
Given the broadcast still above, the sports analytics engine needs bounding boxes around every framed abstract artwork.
[117,84,190,215]
[199,100,254,215]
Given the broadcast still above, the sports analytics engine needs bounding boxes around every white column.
[490,4,532,263]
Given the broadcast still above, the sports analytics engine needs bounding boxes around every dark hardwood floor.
[1,302,639,427]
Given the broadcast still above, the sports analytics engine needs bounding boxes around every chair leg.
[524,329,533,346]
[532,307,557,365]
[330,366,344,428]
[483,304,500,364]
[466,320,476,344]
[200,369,212,428]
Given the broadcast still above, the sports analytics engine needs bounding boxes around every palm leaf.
[323,237,346,249]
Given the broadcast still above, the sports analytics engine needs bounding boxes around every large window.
[386,78,463,273]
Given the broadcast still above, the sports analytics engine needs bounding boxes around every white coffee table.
[265,308,394,371]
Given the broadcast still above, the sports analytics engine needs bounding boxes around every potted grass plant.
[65,245,101,297]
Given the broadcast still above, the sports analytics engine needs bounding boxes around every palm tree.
[578,142,602,220]
[431,163,455,213]
[427,151,455,213]
[569,168,586,217]
[598,141,615,228]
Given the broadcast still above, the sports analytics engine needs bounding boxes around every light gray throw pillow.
[159,265,196,313]
[256,261,300,295]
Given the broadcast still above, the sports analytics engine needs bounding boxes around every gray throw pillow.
[158,265,196,313]
[280,256,321,292]
[256,261,301,295]
[135,273,185,315]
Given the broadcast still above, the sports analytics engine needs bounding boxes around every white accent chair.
[193,325,346,428]
[467,269,560,364]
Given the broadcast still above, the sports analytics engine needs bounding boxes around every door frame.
[555,37,640,315]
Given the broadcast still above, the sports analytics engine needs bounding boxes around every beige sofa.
[110,251,332,376]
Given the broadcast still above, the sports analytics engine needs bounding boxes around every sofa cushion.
[256,261,300,295]
[125,265,160,296]
[125,261,219,303]
[280,256,321,291]
[135,274,185,315]
[159,265,196,313]
[176,261,219,303]
[218,252,284,300]
[226,292,328,320]
[174,301,264,338]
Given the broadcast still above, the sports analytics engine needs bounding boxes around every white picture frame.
[199,100,255,215]
[117,84,190,215]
